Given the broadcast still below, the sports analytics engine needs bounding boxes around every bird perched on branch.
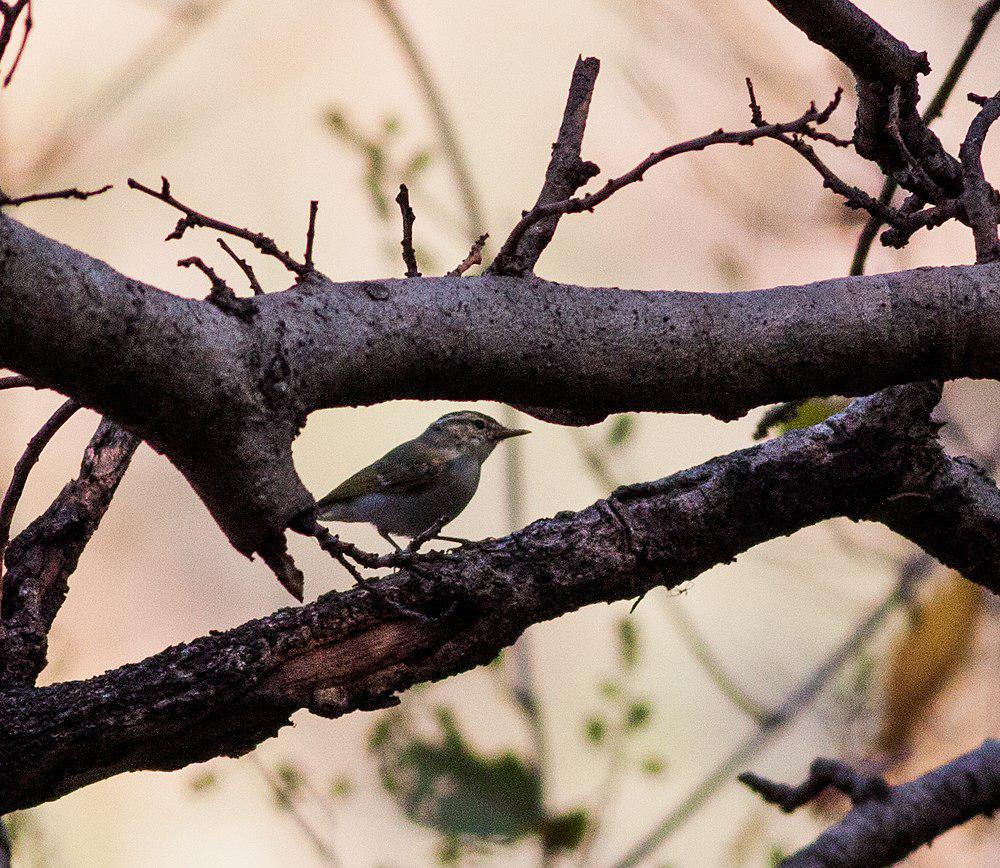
[316,410,529,546]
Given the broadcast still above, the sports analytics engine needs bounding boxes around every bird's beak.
[496,426,530,440]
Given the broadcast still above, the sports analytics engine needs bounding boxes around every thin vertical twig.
[304,200,319,273]
[394,184,420,277]
[0,399,81,584]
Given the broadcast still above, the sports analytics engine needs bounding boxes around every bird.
[315,410,529,547]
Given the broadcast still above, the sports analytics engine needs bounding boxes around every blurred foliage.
[325,106,438,272]
[876,573,983,753]
[188,770,218,793]
[753,397,851,440]
[607,414,636,447]
[370,706,587,860]
[617,616,641,668]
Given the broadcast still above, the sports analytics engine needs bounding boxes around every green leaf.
[617,617,641,669]
[624,700,653,730]
[584,715,607,745]
[404,149,434,177]
[754,397,850,440]
[607,415,635,446]
[188,771,218,793]
[370,707,546,842]
[766,846,789,867]
[540,809,589,852]
[641,754,667,776]
[274,762,303,794]
[330,775,353,799]
[599,679,622,700]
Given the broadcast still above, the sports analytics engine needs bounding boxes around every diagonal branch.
[1,419,140,686]
[0,382,964,814]
[746,740,1000,867]
[127,177,314,276]
[0,400,81,585]
[488,55,601,276]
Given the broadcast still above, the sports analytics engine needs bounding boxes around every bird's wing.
[316,438,452,506]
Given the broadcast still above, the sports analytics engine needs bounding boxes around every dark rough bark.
[4,214,1000,567]
[1,419,139,686]
[783,740,1000,867]
[1,382,980,814]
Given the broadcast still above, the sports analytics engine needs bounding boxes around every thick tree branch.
[1,419,140,686]
[744,740,1000,867]
[1,382,974,814]
[6,214,1000,573]
[767,0,962,201]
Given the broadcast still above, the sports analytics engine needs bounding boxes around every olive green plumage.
[316,411,528,539]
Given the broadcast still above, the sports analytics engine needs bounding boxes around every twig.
[447,232,487,276]
[777,740,1000,867]
[303,200,319,273]
[492,91,856,274]
[394,184,420,277]
[127,177,311,276]
[0,184,112,208]
[0,400,81,585]
[217,238,264,295]
[958,90,1000,263]
[850,0,1000,276]
[489,56,601,275]
[371,0,486,242]
[177,255,254,319]
[739,758,889,811]
[0,0,31,88]
[611,571,919,868]
[246,754,342,866]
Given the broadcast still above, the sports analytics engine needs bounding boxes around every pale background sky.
[1,1,998,865]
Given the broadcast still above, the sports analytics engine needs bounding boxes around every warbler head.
[422,410,529,460]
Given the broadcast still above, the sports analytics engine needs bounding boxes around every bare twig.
[739,757,889,811]
[850,0,1000,275]
[394,184,420,277]
[217,238,264,295]
[767,740,1000,867]
[491,90,868,274]
[303,200,319,273]
[447,232,487,276]
[0,400,81,585]
[0,0,31,88]
[959,90,1000,263]
[488,55,601,275]
[127,177,311,276]
[178,255,254,319]
[0,184,112,208]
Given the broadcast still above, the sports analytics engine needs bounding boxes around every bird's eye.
[473,420,486,430]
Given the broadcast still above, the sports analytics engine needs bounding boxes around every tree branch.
[745,740,1000,867]
[959,90,1000,263]
[0,399,81,584]
[1,382,975,814]
[488,55,601,276]
[7,213,1000,577]
[1,419,140,686]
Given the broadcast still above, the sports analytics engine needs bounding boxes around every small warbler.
[316,410,529,545]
